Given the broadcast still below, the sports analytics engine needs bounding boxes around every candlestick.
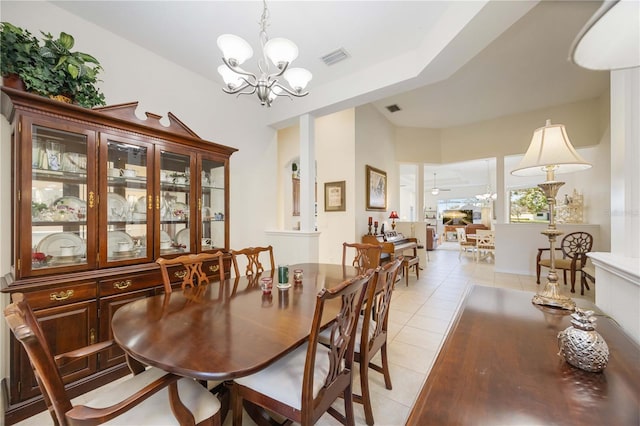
[374,221,378,235]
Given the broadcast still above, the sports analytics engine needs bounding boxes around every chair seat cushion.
[539,258,580,270]
[318,314,374,353]
[85,367,220,425]
[234,342,330,410]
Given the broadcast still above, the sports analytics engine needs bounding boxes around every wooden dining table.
[111,263,356,382]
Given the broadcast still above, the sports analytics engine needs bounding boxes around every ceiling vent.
[321,48,350,66]
[386,104,401,113]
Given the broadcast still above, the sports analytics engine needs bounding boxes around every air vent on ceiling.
[321,48,350,66]
[386,104,401,113]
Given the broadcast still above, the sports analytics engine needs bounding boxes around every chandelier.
[476,160,497,203]
[216,0,312,107]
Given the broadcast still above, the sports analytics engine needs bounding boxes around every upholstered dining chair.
[536,231,593,294]
[350,257,404,425]
[4,292,221,426]
[232,269,375,426]
[475,230,495,263]
[456,228,475,259]
[231,245,275,277]
[157,252,225,294]
[342,242,382,275]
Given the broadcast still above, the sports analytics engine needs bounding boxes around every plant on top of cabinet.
[0,22,106,108]
[39,31,106,108]
[0,22,39,90]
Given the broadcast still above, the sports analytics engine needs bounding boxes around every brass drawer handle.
[174,270,187,279]
[50,290,74,301]
[113,280,132,290]
[209,265,219,273]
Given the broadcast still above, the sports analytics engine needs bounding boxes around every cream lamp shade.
[570,0,640,71]
[511,119,592,178]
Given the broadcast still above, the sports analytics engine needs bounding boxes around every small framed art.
[366,165,387,211]
[324,181,346,212]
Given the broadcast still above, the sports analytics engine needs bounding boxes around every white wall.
[495,223,601,276]
[355,104,397,237]
[316,109,357,264]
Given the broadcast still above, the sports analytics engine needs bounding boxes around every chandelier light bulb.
[284,68,312,92]
[268,85,283,102]
[217,65,243,89]
[217,34,253,66]
[263,37,298,68]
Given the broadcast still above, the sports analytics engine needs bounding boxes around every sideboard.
[407,285,640,425]
[0,87,237,424]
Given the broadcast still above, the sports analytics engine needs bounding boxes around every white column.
[610,68,640,258]
[417,164,424,223]
[299,114,316,231]
[591,67,640,345]
[495,155,505,225]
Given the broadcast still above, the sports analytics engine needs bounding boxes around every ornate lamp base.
[532,179,576,311]
[532,281,576,311]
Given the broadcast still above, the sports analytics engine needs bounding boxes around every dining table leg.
[243,399,287,426]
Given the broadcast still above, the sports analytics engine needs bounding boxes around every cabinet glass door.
[102,135,153,264]
[28,123,96,276]
[200,156,226,251]
[159,150,192,255]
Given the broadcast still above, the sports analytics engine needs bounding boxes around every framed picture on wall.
[366,165,387,211]
[324,181,346,212]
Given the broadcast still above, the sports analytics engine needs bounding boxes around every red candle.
[374,221,378,227]
[368,216,373,225]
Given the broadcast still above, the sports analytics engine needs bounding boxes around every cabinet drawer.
[163,259,230,285]
[22,282,97,310]
[99,271,162,296]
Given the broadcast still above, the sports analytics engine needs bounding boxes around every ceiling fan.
[431,173,451,195]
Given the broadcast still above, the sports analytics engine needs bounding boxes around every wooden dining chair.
[342,242,382,275]
[536,231,593,293]
[4,292,221,426]
[232,269,375,426]
[231,245,275,277]
[157,252,225,294]
[354,257,404,425]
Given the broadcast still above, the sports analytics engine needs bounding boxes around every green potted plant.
[39,31,106,108]
[0,22,40,90]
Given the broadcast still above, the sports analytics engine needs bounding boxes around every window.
[509,187,549,223]
[399,164,418,221]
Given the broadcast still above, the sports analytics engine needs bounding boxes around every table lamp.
[511,119,591,310]
[389,211,399,230]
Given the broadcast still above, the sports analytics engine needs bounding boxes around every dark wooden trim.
[1,87,237,156]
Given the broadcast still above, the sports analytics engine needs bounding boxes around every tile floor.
[12,246,594,426]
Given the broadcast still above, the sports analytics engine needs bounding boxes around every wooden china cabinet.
[0,87,237,424]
